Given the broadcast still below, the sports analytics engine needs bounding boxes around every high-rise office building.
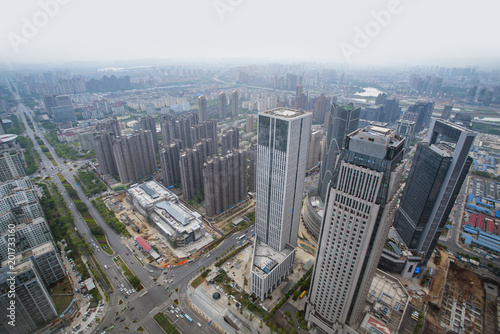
[160,140,182,188]
[393,119,475,262]
[232,90,239,117]
[441,104,453,120]
[307,129,322,170]
[248,148,256,194]
[198,95,208,122]
[306,126,405,333]
[250,108,312,301]
[221,127,239,156]
[94,132,118,175]
[219,92,227,119]
[383,98,401,123]
[0,151,26,182]
[318,104,360,202]
[408,101,435,133]
[113,131,157,183]
[396,119,416,149]
[138,116,159,151]
[203,150,247,217]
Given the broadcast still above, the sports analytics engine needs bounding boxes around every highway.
[12,87,256,333]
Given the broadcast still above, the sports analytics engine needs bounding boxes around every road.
[12,87,257,333]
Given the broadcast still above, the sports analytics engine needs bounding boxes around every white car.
[197,322,202,327]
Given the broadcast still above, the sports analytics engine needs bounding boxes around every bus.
[185,314,193,322]
[299,291,306,299]
[237,235,245,241]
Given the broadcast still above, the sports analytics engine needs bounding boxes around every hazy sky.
[1,0,499,68]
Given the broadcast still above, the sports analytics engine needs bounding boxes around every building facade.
[160,140,182,188]
[232,90,239,117]
[94,132,118,175]
[113,130,157,183]
[250,108,312,301]
[219,92,227,119]
[306,126,405,333]
[393,119,476,262]
[0,152,26,182]
[203,150,247,217]
[317,104,360,202]
[198,95,207,122]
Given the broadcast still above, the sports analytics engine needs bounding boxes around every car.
[176,314,179,318]
[197,322,202,327]
[131,261,134,264]
[126,252,129,255]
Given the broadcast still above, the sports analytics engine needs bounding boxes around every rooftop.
[1,242,55,267]
[252,240,294,278]
[260,107,308,119]
[127,180,175,208]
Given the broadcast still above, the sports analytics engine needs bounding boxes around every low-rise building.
[127,180,206,248]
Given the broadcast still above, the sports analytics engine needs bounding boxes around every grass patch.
[154,312,179,334]
[114,256,144,291]
[51,278,73,314]
[191,275,205,289]
[137,326,144,332]
[119,299,123,305]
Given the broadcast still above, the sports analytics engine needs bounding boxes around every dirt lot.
[212,200,255,233]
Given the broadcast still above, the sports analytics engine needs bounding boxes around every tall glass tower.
[250,108,312,301]
[394,119,476,262]
[317,103,360,202]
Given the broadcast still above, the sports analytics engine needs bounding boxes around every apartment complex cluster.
[0,135,66,334]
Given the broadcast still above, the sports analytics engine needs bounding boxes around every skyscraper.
[441,104,453,120]
[113,131,157,183]
[246,115,254,133]
[307,129,322,170]
[96,118,121,137]
[179,139,214,200]
[219,92,227,119]
[306,126,405,333]
[0,151,26,182]
[94,132,118,175]
[159,140,181,188]
[232,90,239,117]
[203,150,247,217]
[317,103,360,202]
[198,95,207,122]
[138,116,159,151]
[221,127,239,156]
[393,119,475,262]
[250,108,312,301]
[313,94,330,124]
[0,260,57,334]
[408,101,435,133]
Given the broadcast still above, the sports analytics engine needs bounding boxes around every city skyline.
[0,1,499,68]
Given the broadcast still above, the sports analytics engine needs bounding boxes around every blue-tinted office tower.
[393,119,475,263]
